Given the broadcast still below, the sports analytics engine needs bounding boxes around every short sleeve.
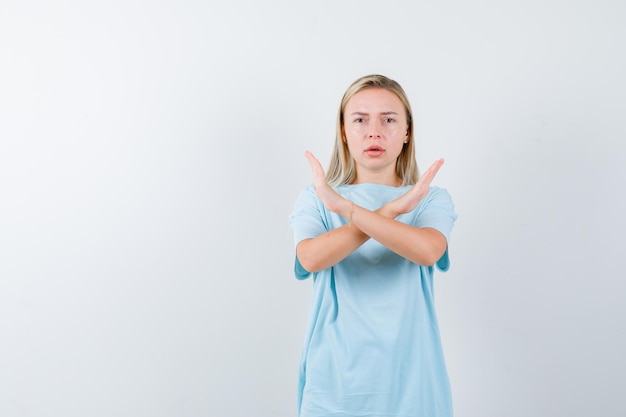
[413,187,458,271]
[289,185,329,279]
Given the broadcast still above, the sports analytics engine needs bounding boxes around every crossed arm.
[296,152,448,273]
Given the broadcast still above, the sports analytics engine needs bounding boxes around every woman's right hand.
[304,151,352,217]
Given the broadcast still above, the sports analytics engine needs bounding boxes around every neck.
[353,171,402,186]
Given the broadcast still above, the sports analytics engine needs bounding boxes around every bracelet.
[348,201,355,227]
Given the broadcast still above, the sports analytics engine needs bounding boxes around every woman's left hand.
[304,151,351,217]
[385,158,444,216]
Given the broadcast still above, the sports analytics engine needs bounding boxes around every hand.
[387,158,444,215]
[304,151,351,217]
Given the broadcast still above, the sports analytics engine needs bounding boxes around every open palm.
[304,151,349,215]
[389,159,444,215]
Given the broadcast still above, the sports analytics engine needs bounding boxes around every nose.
[368,123,382,139]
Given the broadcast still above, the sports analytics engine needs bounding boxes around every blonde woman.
[289,74,458,417]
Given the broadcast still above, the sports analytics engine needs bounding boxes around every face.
[343,88,408,184]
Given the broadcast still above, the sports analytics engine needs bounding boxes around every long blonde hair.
[325,74,418,186]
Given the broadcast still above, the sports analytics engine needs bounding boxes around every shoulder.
[295,184,317,201]
[425,186,454,205]
[428,185,452,197]
[415,186,457,220]
[292,184,322,213]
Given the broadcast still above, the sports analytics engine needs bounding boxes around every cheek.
[344,124,361,137]
[344,136,363,157]
[385,124,404,134]
[343,126,360,144]
[345,139,358,155]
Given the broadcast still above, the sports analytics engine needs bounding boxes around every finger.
[429,158,444,176]
[428,158,444,170]
[304,151,326,182]
[304,150,314,164]
[304,150,319,171]
[421,158,444,183]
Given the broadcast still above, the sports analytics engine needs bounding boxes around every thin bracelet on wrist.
[348,201,355,227]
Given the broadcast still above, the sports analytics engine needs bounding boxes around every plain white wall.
[1,0,624,416]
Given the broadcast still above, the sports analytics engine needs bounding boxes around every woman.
[289,74,458,417]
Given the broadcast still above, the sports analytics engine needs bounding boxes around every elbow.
[296,241,323,273]
[297,257,323,274]
[420,251,442,267]
[297,255,314,273]
[413,243,447,267]
[413,229,447,266]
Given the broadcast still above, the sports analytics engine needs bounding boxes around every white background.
[1,1,625,416]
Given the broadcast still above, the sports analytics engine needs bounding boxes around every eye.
[354,117,365,123]
[384,117,395,123]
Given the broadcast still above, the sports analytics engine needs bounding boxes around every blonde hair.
[325,74,418,186]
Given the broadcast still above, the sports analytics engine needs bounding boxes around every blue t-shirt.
[289,184,458,417]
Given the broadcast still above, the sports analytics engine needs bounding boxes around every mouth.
[364,145,384,156]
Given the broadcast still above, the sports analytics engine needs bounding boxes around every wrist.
[378,201,401,219]
[347,201,355,226]
[340,199,355,225]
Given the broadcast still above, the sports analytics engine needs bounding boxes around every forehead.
[345,88,405,113]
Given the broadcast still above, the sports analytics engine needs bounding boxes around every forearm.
[296,224,369,273]
[297,197,410,272]
[351,204,447,266]
[296,199,446,272]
